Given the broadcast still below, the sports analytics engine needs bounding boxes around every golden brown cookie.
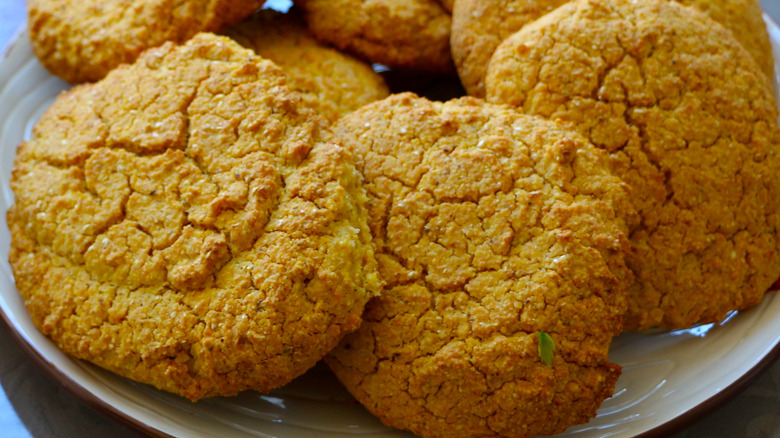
[453,0,774,98]
[294,0,454,73]
[223,9,390,122]
[8,33,381,401]
[27,0,264,84]
[325,93,636,438]
[486,0,780,330]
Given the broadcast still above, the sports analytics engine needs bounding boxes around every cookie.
[8,33,381,401]
[27,0,263,84]
[453,0,774,98]
[325,93,636,438]
[294,0,454,73]
[223,9,390,122]
[486,0,780,330]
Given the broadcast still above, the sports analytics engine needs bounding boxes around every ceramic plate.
[1,11,780,438]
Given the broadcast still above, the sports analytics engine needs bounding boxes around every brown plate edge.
[3,298,780,438]
[636,298,780,437]
[0,307,175,438]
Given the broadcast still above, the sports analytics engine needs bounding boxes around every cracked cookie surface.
[293,0,454,73]
[28,0,264,84]
[325,93,635,438]
[486,0,780,330]
[223,9,389,122]
[452,0,774,98]
[8,33,381,401]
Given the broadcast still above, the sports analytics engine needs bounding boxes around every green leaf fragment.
[538,331,555,367]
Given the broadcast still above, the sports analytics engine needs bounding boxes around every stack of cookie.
[8,0,779,437]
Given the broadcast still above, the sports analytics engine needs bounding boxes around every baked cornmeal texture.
[223,9,390,122]
[28,0,263,84]
[486,0,780,330]
[294,0,454,73]
[452,0,774,98]
[7,33,381,401]
[326,93,636,438]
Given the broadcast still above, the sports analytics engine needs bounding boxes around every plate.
[2,13,780,438]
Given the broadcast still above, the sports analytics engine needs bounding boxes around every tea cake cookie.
[28,0,264,84]
[223,9,390,122]
[8,33,381,401]
[486,0,780,330]
[294,0,454,73]
[453,0,774,97]
[326,93,636,438]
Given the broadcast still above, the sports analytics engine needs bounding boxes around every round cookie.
[486,0,780,330]
[223,9,390,122]
[452,0,774,98]
[325,93,636,438]
[294,0,454,73]
[28,0,264,84]
[8,33,381,401]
